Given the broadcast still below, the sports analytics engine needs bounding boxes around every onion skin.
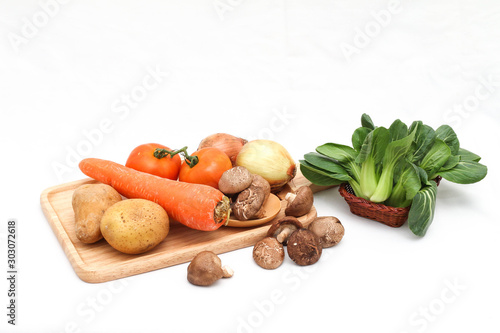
[198,133,247,166]
[236,140,297,192]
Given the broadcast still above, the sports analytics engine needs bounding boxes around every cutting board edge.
[40,181,89,281]
[40,173,326,283]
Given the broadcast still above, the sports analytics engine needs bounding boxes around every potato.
[72,183,122,244]
[100,199,169,254]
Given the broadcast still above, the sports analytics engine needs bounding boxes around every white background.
[1,1,499,332]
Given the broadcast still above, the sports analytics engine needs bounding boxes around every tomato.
[125,143,181,180]
[178,147,232,189]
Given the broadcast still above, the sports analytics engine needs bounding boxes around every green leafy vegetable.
[410,122,436,164]
[437,160,487,184]
[316,143,358,164]
[361,113,375,130]
[352,127,372,152]
[386,161,421,208]
[389,119,409,141]
[436,125,460,155]
[299,162,344,186]
[457,148,481,162]
[357,127,390,199]
[440,155,460,171]
[300,113,488,237]
[316,143,362,187]
[370,128,415,203]
[408,181,438,237]
[303,153,351,179]
[418,139,451,179]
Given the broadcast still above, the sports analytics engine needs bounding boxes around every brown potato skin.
[72,184,122,244]
[100,199,169,254]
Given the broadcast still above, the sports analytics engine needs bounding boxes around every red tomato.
[125,143,181,180]
[178,147,232,189]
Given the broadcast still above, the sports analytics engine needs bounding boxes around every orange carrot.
[79,158,230,231]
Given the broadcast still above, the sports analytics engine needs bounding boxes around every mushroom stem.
[277,229,293,243]
[222,265,234,278]
[267,216,304,245]
[285,192,297,203]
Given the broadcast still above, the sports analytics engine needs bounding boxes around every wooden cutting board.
[40,171,332,283]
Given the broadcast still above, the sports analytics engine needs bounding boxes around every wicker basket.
[338,177,441,228]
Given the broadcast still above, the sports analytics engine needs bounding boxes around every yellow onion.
[198,133,247,166]
[236,140,296,192]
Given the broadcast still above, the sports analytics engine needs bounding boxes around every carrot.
[79,158,230,231]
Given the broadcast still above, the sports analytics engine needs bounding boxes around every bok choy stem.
[370,165,394,203]
[360,156,379,199]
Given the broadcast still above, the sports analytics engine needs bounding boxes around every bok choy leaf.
[408,181,438,237]
[356,127,390,199]
[299,162,345,186]
[369,128,415,203]
[418,139,451,180]
[437,160,487,184]
[385,161,421,208]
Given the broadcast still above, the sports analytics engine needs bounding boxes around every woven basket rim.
[338,183,410,214]
[338,176,441,210]
[338,178,441,227]
[338,183,410,227]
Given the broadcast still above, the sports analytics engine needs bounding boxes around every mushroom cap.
[285,186,314,217]
[187,251,224,286]
[267,216,304,245]
[218,166,253,195]
[251,175,271,218]
[308,216,345,248]
[253,237,285,269]
[232,175,270,220]
[287,229,322,266]
[251,174,271,201]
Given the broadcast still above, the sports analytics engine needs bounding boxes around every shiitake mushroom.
[253,237,285,269]
[286,228,322,266]
[232,174,271,220]
[284,186,314,217]
[187,251,233,286]
[308,216,345,248]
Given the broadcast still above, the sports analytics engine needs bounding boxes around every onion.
[198,133,247,166]
[236,140,296,192]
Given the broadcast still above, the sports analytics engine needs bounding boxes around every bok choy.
[300,114,487,237]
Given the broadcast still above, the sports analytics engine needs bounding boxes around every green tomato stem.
[154,146,199,168]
